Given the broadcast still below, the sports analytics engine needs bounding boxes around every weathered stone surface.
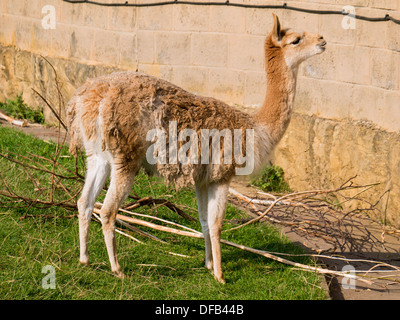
[274,113,400,227]
[0,45,122,124]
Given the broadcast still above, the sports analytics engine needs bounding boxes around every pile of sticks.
[228,180,388,254]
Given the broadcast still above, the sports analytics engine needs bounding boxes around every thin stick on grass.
[116,216,168,244]
[123,196,197,222]
[92,212,143,244]
[96,202,201,235]
[0,152,80,180]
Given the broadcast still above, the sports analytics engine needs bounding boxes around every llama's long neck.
[255,46,298,146]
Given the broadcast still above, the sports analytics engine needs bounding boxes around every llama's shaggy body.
[66,14,326,283]
[67,71,272,188]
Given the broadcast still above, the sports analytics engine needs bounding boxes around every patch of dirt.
[2,119,400,300]
[0,119,69,144]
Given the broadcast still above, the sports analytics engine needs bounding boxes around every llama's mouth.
[318,40,327,51]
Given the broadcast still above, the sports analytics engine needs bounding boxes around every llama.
[66,14,326,283]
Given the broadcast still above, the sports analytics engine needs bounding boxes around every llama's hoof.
[209,268,226,284]
[112,270,127,279]
[211,271,226,284]
[79,260,90,267]
[214,275,226,284]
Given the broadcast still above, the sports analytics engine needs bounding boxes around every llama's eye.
[292,38,301,45]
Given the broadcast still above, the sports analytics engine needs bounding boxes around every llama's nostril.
[318,35,327,47]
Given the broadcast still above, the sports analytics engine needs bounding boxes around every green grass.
[251,164,291,193]
[0,94,45,124]
[0,126,326,300]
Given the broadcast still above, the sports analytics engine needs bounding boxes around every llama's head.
[266,13,326,69]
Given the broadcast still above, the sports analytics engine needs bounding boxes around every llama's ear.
[271,13,282,45]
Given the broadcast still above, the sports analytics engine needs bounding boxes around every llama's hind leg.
[195,183,213,271]
[100,163,138,277]
[207,181,230,284]
[78,154,110,265]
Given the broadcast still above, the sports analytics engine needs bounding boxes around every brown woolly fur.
[67,72,257,188]
[66,14,326,282]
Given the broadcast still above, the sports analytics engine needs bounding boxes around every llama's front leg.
[100,165,136,278]
[195,183,213,271]
[207,181,230,284]
[78,154,110,266]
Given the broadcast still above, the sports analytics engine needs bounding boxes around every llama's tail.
[66,95,82,156]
